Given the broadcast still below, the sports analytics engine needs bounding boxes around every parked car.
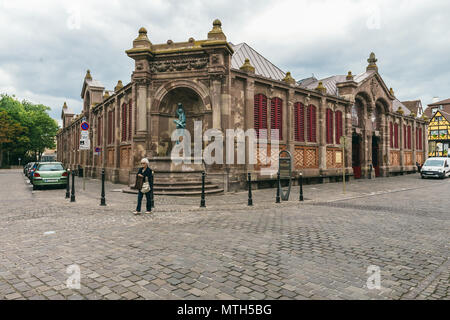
[27,162,38,179]
[31,162,68,190]
[23,162,32,175]
[420,157,450,179]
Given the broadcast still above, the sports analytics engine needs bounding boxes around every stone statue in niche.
[174,103,186,129]
[173,103,186,145]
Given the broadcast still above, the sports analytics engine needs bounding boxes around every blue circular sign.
[81,122,89,130]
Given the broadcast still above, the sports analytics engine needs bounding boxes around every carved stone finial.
[85,70,92,80]
[103,91,110,99]
[346,71,353,81]
[396,106,404,115]
[207,18,226,41]
[367,52,378,71]
[167,39,173,45]
[389,87,395,96]
[282,72,296,85]
[114,80,123,92]
[63,101,68,109]
[315,81,327,94]
[188,37,195,43]
[410,112,416,118]
[421,114,429,121]
[133,27,152,48]
[239,58,255,73]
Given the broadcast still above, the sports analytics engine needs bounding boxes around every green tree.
[0,94,58,166]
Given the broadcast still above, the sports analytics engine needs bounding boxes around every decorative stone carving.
[149,57,208,73]
[370,78,379,101]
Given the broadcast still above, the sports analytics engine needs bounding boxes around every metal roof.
[299,72,374,97]
[231,42,286,81]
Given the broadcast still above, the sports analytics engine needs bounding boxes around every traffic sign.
[95,147,101,152]
[81,121,89,131]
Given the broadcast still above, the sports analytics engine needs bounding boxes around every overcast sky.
[1,0,449,126]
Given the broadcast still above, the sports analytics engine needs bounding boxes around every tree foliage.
[0,94,59,166]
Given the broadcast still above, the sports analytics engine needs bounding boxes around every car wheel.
[421,175,425,179]
[32,185,38,190]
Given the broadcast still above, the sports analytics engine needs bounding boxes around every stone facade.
[57,20,428,189]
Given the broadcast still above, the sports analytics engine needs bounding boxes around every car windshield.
[424,160,444,167]
[38,163,64,171]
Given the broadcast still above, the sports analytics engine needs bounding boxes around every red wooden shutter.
[419,128,422,150]
[254,94,267,139]
[121,103,127,142]
[128,99,132,141]
[294,102,304,142]
[335,110,342,144]
[307,105,316,142]
[394,123,399,148]
[326,109,333,144]
[407,126,411,149]
[271,97,282,140]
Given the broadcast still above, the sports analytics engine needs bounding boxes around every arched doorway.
[154,87,211,156]
[352,133,362,179]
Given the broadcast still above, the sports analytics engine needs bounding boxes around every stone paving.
[0,169,448,300]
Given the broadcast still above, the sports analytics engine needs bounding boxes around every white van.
[420,157,450,179]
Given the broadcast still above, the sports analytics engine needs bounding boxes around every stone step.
[122,187,224,196]
[153,184,220,191]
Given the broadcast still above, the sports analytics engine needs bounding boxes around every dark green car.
[32,162,68,190]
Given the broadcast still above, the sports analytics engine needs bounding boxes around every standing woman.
[134,158,152,215]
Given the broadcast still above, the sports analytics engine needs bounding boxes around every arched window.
[121,103,127,142]
[390,122,393,148]
[254,94,267,138]
[128,99,132,141]
[307,105,317,142]
[294,102,304,142]
[407,125,412,149]
[270,97,282,140]
[335,110,343,144]
[326,108,333,144]
[394,123,399,148]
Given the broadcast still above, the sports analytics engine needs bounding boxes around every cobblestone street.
[0,169,448,300]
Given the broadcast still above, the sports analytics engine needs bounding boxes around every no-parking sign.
[80,121,89,131]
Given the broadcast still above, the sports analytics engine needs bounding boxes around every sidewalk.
[33,172,443,213]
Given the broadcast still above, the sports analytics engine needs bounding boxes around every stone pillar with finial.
[366,52,378,72]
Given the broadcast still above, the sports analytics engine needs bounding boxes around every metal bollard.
[100,168,106,206]
[200,171,206,208]
[276,172,281,203]
[70,171,75,202]
[247,172,253,206]
[65,170,70,199]
[299,173,304,202]
[369,164,372,179]
[150,169,154,209]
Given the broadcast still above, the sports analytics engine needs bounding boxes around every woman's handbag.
[141,181,150,193]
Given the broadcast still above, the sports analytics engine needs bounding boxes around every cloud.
[0,0,449,122]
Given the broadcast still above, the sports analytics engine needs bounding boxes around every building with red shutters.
[57,20,428,192]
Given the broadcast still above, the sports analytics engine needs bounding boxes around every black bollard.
[65,170,70,199]
[369,164,372,180]
[299,173,304,202]
[247,172,253,206]
[150,169,154,209]
[100,168,106,206]
[70,171,75,202]
[200,171,206,208]
[276,171,281,203]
